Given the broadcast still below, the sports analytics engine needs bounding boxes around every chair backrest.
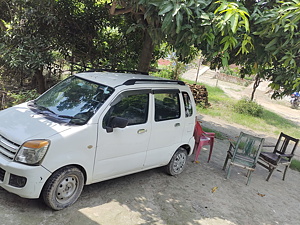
[194,121,204,140]
[273,132,299,155]
[232,132,265,166]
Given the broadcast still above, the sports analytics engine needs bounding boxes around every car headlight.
[15,140,50,165]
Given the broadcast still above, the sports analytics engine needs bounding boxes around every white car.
[0,71,196,210]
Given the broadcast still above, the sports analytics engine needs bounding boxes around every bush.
[233,98,263,117]
[8,90,40,106]
[151,69,174,79]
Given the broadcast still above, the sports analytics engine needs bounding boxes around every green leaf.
[290,58,296,66]
[200,13,210,20]
[159,3,174,15]
[224,11,233,22]
[265,38,278,50]
[231,13,239,33]
[221,55,228,67]
[172,4,181,17]
[214,3,227,14]
[176,11,183,34]
[244,17,250,32]
[161,12,173,31]
[198,0,213,9]
[184,7,193,20]
[148,0,163,7]
[220,36,229,44]
[126,25,136,34]
[223,41,230,51]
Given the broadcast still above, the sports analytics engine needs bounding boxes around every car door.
[92,90,151,182]
[144,89,185,167]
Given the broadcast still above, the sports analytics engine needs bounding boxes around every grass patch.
[202,127,227,140]
[290,159,300,172]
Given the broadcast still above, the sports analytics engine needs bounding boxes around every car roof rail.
[86,68,149,75]
[122,79,185,86]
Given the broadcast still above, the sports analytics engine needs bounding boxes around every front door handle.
[175,123,180,127]
[137,129,147,134]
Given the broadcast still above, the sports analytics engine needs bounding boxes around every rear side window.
[182,92,193,117]
[103,92,149,126]
[154,92,180,121]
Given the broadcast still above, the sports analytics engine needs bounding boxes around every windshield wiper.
[58,115,74,119]
[34,104,57,115]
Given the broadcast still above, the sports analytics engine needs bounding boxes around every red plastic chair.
[193,121,215,163]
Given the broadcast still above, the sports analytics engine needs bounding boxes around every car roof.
[75,71,185,88]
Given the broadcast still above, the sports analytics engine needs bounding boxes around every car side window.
[154,92,180,121]
[182,92,193,117]
[103,92,149,127]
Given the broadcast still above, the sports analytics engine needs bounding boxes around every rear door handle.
[175,123,180,127]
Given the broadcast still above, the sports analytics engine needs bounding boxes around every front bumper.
[0,156,51,199]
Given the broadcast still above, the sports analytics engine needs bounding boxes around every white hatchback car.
[0,71,196,210]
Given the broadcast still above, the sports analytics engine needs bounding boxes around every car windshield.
[31,76,114,125]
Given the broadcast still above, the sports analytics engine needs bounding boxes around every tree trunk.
[35,67,46,94]
[137,31,154,73]
[251,74,261,101]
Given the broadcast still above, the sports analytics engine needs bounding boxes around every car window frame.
[182,91,193,117]
[153,89,181,122]
[102,89,151,128]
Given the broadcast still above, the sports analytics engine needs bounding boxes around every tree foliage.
[0,0,144,93]
[0,0,299,98]
[210,0,300,98]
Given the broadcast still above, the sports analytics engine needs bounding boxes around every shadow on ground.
[1,133,300,225]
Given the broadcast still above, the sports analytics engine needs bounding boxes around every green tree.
[108,0,300,98]
[252,0,300,98]
[0,0,146,93]
[107,0,252,69]
[1,0,299,98]
[0,0,55,93]
[205,0,300,99]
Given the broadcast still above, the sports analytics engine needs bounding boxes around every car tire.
[166,147,188,176]
[42,166,84,210]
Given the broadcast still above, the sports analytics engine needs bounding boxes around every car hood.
[0,102,71,144]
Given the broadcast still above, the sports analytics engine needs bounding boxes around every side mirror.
[106,116,128,133]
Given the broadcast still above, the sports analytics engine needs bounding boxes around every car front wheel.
[166,147,188,176]
[42,166,84,210]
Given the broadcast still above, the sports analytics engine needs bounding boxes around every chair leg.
[226,163,232,179]
[266,167,276,181]
[223,154,229,170]
[283,165,289,181]
[246,170,251,177]
[194,143,204,162]
[207,139,214,163]
[246,170,252,185]
[192,142,199,154]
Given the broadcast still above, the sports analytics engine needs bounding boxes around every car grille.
[0,167,5,181]
[0,135,20,160]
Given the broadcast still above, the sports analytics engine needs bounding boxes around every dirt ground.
[1,69,300,225]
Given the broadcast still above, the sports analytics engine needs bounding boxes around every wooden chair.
[258,132,299,181]
[193,121,215,163]
[223,132,265,185]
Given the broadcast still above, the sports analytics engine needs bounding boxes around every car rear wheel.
[42,166,84,210]
[166,147,188,176]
